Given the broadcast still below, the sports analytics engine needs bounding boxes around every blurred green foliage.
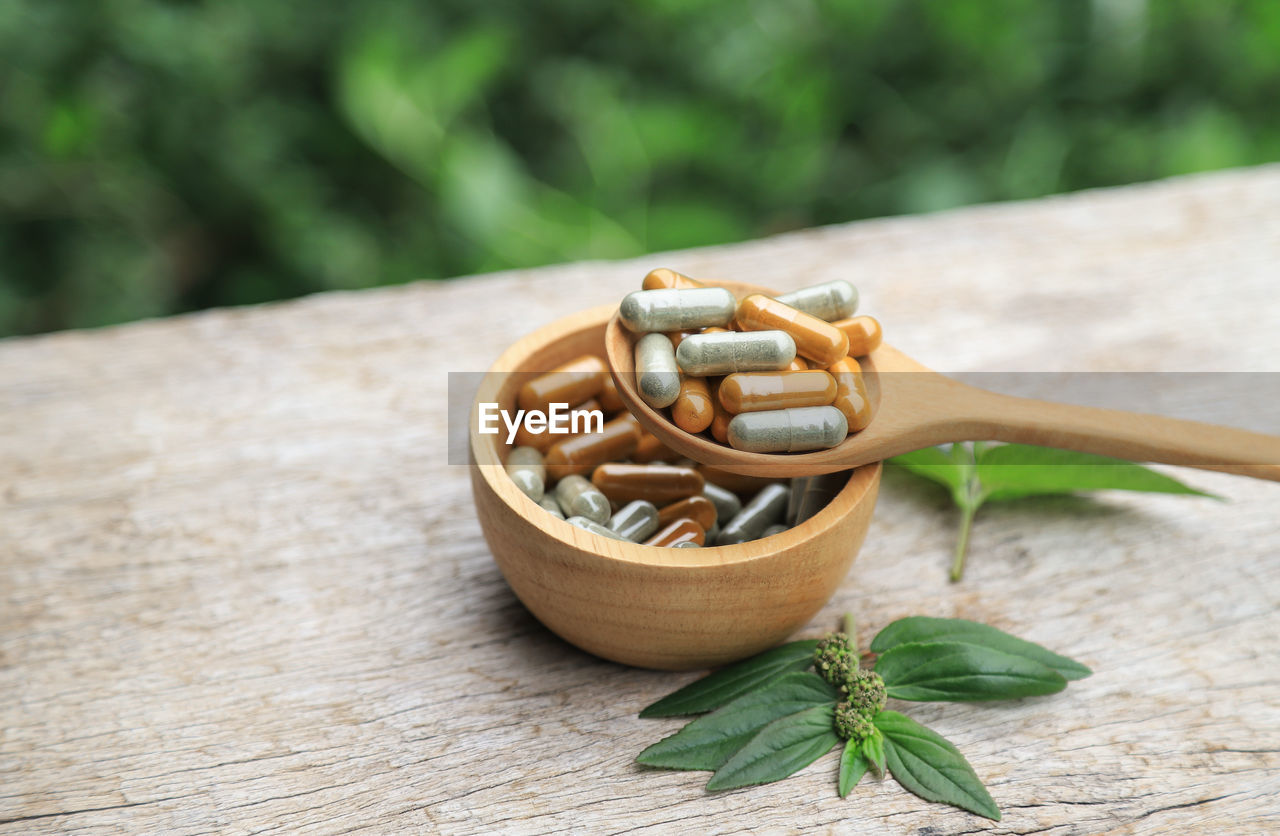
[2,0,1279,335]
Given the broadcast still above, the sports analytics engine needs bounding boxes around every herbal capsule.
[642,267,705,290]
[708,378,732,443]
[598,375,625,413]
[794,471,849,524]
[786,476,811,526]
[666,331,694,349]
[828,357,872,431]
[636,333,681,409]
[567,515,626,540]
[632,430,678,463]
[697,465,780,498]
[736,294,849,367]
[726,406,848,453]
[775,280,858,322]
[644,518,705,547]
[555,475,611,524]
[591,463,704,506]
[786,357,809,372]
[832,316,882,357]
[538,494,565,520]
[518,355,606,413]
[705,519,720,543]
[656,495,718,531]
[504,446,545,501]
[513,399,602,450]
[701,481,742,525]
[719,370,837,414]
[607,500,661,542]
[672,376,714,433]
[545,414,640,480]
[673,541,702,548]
[676,331,796,376]
[716,483,790,545]
[762,524,789,538]
[619,287,737,333]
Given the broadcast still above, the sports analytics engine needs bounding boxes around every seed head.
[834,702,875,742]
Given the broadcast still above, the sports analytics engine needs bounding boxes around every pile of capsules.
[621,268,881,453]
[502,351,849,547]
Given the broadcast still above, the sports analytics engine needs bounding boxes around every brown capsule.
[644,517,706,547]
[718,370,837,414]
[672,376,714,433]
[545,414,640,481]
[702,326,730,334]
[656,495,718,531]
[518,355,607,413]
[708,377,732,443]
[591,463,704,505]
[513,399,602,450]
[832,315,883,357]
[632,430,679,463]
[597,375,625,413]
[642,267,705,290]
[786,356,809,371]
[695,465,784,498]
[736,294,849,367]
[666,331,695,349]
[828,357,872,431]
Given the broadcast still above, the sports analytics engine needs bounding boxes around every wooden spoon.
[604,281,1280,480]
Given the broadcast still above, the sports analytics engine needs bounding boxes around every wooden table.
[3,167,1278,835]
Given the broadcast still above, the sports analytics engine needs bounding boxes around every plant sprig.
[889,443,1216,581]
[636,615,1092,821]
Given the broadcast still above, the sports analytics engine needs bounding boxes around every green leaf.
[838,738,869,798]
[975,444,1217,502]
[871,616,1092,680]
[706,704,840,791]
[636,672,838,770]
[876,711,1000,821]
[639,640,819,717]
[876,641,1066,702]
[861,727,886,776]
[887,447,970,506]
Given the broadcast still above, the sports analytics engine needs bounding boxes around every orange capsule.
[736,294,849,367]
[545,414,640,481]
[666,331,695,349]
[632,430,679,463]
[518,355,607,413]
[597,374,625,414]
[786,356,809,371]
[656,495,718,531]
[672,376,714,433]
[832,316,882,357]
[828,357,872,431]
[701,326,730,334]
[513,398,603,450]
[695,464,783,498]
[644,517,706,547]
[708,378,732,443]
[718,370,837,414]
[591,463,705,505]
[642,268,705,290]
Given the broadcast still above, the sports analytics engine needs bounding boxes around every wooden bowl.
[469,303,882,671]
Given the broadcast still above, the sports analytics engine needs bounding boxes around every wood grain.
[3,166,1279,834]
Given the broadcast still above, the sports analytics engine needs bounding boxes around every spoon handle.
[946,383,1280,482]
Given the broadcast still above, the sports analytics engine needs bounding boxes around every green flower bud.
[834,702,875,742]
[814,632,855,687]
[844,669,887,715]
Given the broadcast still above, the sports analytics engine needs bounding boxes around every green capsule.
[567,515,627,540]
[673,541,702,548]
[619,287,736,333]
[762,523,789,538]
[607,500,660,542]
[555,475,610,524]
[676,331,795,376]
[794,471,849,524]
[636,333,681,409]
[716,483,790,545]
[775,280,858,322]
[538,494,565,520]
[505,446,545,501]
[701,481,742,525]
[727,406,848,453]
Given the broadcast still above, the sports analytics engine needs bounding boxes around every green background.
[2,0,1278,336]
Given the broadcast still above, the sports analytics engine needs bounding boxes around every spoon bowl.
[606,280,1280,481]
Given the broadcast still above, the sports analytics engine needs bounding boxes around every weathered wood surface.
[3,167,1279,835]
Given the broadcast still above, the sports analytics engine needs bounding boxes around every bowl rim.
[470,302,882,569]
